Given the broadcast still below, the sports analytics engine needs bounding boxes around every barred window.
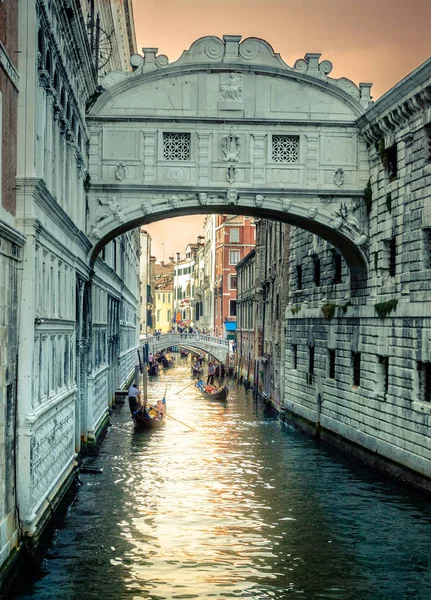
[163,132,191,160]
[272,135,299,163]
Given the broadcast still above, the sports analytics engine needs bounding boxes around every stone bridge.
[86,35,373,290]
[143,333,230,363]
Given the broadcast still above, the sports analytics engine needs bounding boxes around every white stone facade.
[4,0,140,563]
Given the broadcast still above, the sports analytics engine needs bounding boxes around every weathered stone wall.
[285,59,431,482]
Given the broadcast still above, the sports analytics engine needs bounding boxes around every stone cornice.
[0,40,19,90]
[0,219,26,247]
[358,57,431,142]
[15,177,92,255]
[92,36,372,116]
[88,114,359,128]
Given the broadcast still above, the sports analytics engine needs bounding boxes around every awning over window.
[225,322,237,331]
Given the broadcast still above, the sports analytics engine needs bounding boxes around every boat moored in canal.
[195,379,228,401]
[132,398,167,430]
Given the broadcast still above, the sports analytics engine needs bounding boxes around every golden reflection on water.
[123,372,277,598]
[12,356,431,600]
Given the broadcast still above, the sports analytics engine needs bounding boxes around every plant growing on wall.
[374,299,398,319]
[321,303,337,320]
[341,301,352,314]
[290,305,301,315]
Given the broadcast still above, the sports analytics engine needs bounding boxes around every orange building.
[214,215,255,339]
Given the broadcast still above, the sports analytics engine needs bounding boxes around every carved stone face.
[198,193,208,205]
[226,190,238,205]
[308,206,318,219]
[282,199,292,212]
[255,194,264,207]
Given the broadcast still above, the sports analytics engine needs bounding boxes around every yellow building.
[155,284,174,333]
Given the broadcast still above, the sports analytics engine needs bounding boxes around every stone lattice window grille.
[272,135,300,163]
[163,132,191,160]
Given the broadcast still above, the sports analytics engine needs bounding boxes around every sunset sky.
[131,0,430,261]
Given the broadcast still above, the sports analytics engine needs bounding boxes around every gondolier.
[207,362,215,385]
[128,382,141,414]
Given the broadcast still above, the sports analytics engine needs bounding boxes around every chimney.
[160,261,164,266]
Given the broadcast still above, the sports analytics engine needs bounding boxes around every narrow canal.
[11,357,431,599]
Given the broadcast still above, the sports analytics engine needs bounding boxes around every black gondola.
[195,379,228,401]
[132,399,167,430]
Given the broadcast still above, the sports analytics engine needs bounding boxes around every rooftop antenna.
[159,242,165,263]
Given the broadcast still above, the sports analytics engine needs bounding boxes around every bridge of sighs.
[86,35,373,290]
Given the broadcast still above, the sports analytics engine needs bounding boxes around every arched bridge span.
[144,333,230,363]
[86,35,373,287]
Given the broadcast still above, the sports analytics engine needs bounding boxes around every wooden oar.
[176,380,198,395]
[165,412,197,431]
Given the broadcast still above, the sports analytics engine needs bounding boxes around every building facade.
[284,59,431,483]
[154,259,175,332]
[0,0,26,580]
[139,228,154,335]
[0,0,141,580]
[214,215,255,339]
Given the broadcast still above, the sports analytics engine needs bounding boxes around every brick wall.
[0,0,19,217]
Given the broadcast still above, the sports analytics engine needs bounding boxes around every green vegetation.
[321,303,337,320]
[374,299,398,319]
[290,305,301,315]
[341,301,353,314]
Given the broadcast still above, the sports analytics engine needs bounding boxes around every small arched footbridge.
[143,333,231,363]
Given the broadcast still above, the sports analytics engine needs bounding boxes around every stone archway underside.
[86,35,373,284]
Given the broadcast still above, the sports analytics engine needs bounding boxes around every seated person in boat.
[127,382,141,414]
[156,399,165,418]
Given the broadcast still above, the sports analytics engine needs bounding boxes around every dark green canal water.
[11,359,431,599]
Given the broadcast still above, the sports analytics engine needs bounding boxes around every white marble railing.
[142,333,230,362]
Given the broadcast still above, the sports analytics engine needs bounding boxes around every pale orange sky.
[131,0,430,261]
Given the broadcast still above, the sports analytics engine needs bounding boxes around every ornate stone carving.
[226,165,238,184]
[226,190,239,205]
[169,195,180,209]
[91,198,126,232]
[255,194,264,207]
[308,206,318,220]
[115,163,128,181]
[220,73,243,102]
[333,168,345,187]
[141,202,153,215]
[222,134,240,162]
[281,198,292,212]
[198,193,208,206]
[89,227,103,240]
[330,202,367,246]
[239,39,260,60]
[204,38,225,60]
